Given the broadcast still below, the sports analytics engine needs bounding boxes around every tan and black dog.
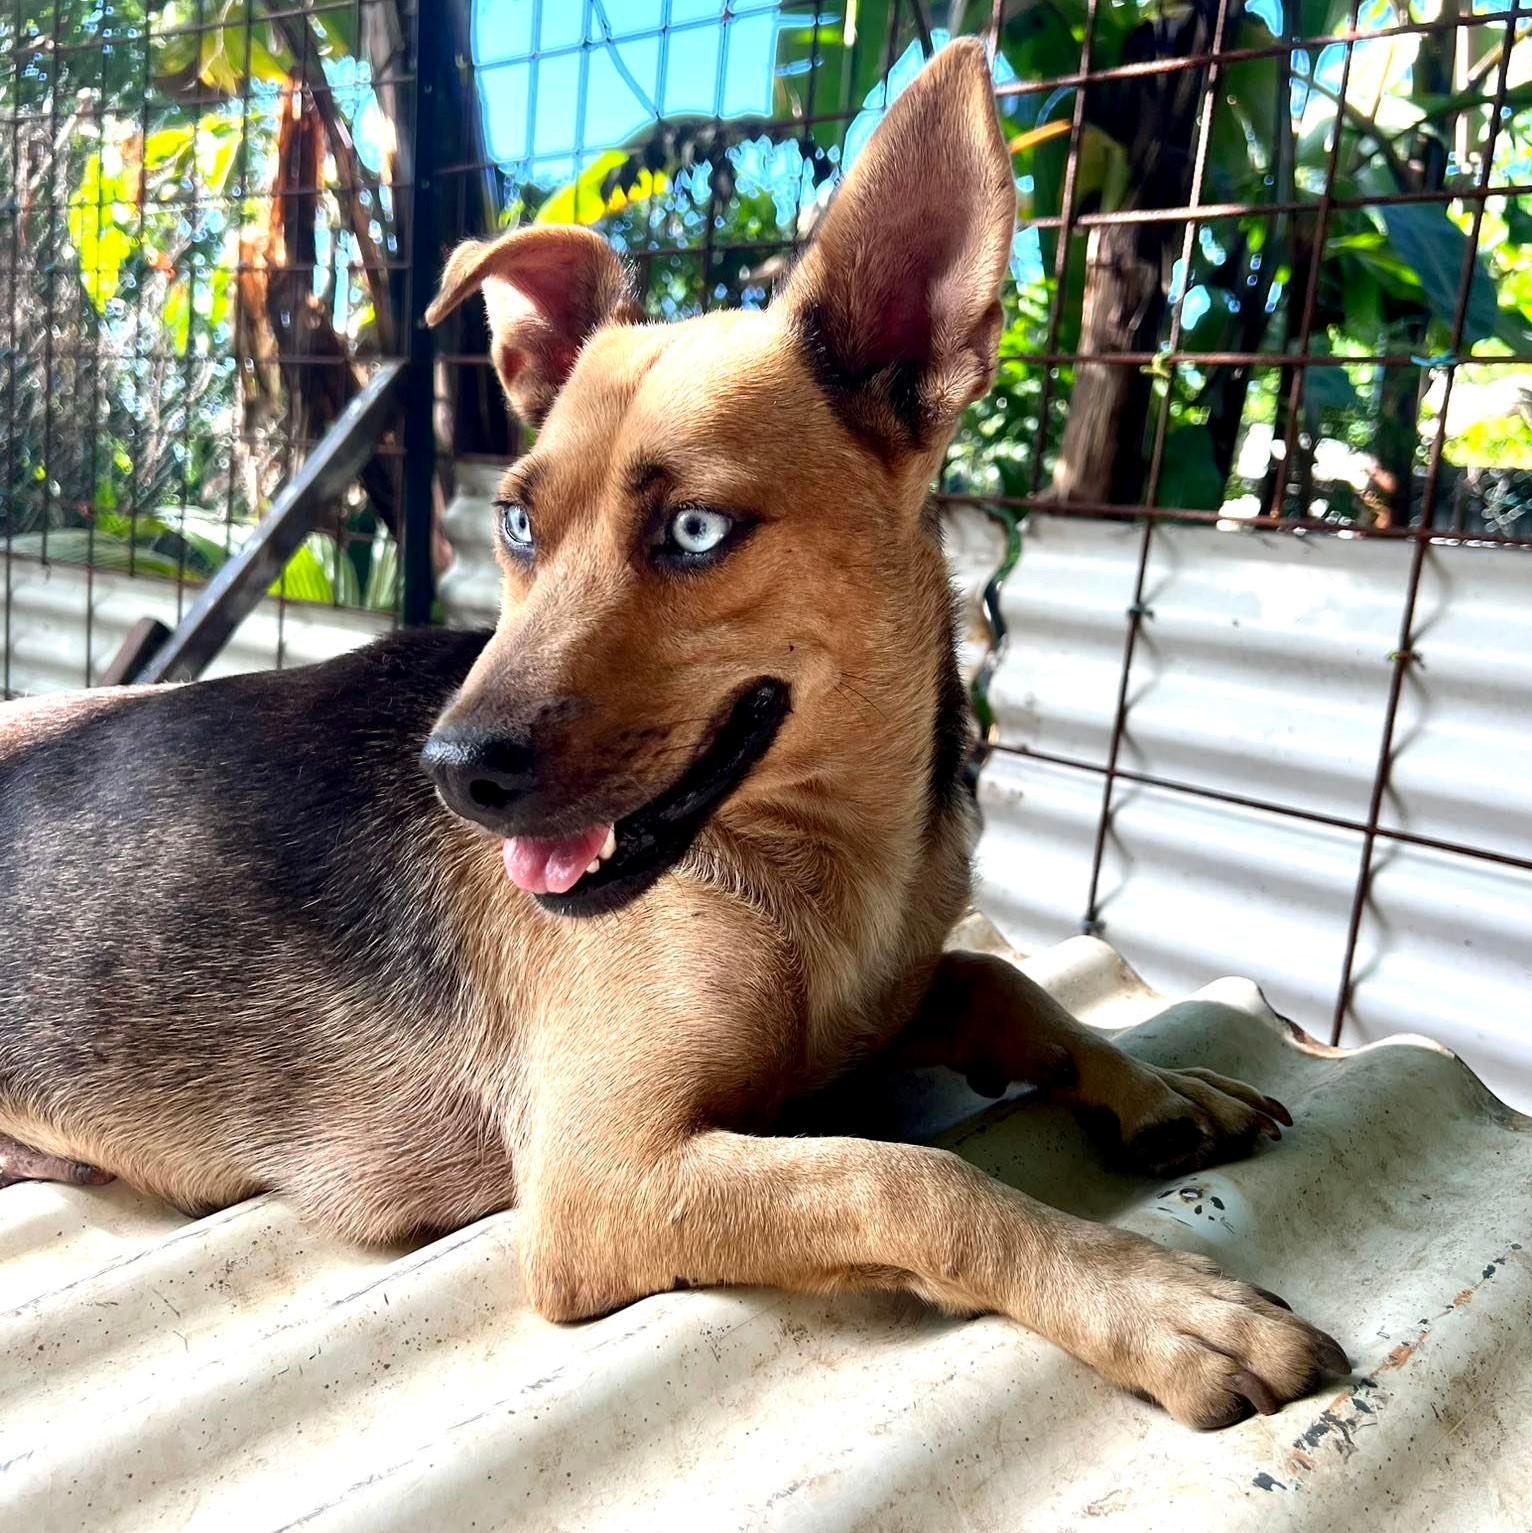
[0,42,1345,1428]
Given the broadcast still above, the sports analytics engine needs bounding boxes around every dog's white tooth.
[601,827,617,860]
[585,860,600,875]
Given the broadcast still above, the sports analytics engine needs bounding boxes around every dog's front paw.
[1076,1065,1292,1178]
[1082,1237,1348,1429]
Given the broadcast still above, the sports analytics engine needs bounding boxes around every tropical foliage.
[5,0,1530,623]
[507,0,1532,531]
[1,0,404,605]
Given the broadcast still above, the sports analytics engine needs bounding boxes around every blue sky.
[472,0,793,176]
[464,5,1039,279]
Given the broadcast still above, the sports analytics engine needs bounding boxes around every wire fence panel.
[431,0,1532,1054]
[439,0,1532,531]
[0,0,435,696]
[4,0,1530,1051]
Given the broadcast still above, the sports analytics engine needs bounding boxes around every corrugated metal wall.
[3,560,392,695]
[973,514,1532,1110]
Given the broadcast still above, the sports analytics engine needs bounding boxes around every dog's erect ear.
[425,225,640,425]
[778,38,1015,455]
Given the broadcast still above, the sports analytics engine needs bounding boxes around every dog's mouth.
[503,677,791,919]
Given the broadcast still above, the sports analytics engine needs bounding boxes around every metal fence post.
[400,1,446,628]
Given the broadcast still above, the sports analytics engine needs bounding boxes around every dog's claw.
[1096,1065,1298,1177]
[1232,1368,1282,1417]
[1315,1332,1351,1377]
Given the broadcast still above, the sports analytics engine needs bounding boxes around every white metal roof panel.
[4,934,1529,1531]
[976,513,1532,1112]
[3,557,390,697]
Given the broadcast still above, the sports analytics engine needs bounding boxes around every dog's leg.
[0,1131,115,1188]
[895,951,1292,1177]
[522,1124,1347,1429]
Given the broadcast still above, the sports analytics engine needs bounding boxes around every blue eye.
[500,503,533,552]
[667,507,733,556]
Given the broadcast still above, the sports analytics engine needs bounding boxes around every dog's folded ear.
[426,225,641,426]
[777,38,1015,456]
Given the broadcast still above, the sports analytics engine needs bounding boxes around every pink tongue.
[502,824,612,896]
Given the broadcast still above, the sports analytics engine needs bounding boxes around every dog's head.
[421,39,1014,917]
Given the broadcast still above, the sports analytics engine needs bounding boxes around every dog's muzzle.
[421,678,792,917]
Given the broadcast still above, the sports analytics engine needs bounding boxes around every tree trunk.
[1045,0,1222,505]
[1383,3,1455,529]
[1204,6,1294,486]
[1261,217,1313,519]
[1049,224,1162,504]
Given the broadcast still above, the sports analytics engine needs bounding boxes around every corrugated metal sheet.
[4,931,1529,1531]
[975,514,1532,1111]
[2,558,391,696]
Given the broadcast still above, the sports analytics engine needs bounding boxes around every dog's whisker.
[832,676,888,723]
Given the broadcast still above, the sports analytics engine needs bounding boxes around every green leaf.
[535,150,667,227]
[196,118,242,195]
[1505,201,1532,247]
[1155,424,1227,511]
[215,7,293,84]
[1379,202,1500,344]
[1340,263,1384,343]
[1302,363,1362,413]
[1300,0,1354,37]
[1209,44,1283,200]
[328,537,362,608]
[199,30,242,94]
[269,537,336,604]
[204,267,233,336]
[164,280,192,354]
[1493,301,1532,353]
[773,15,846,122]
[310,7,357,58]
[151,509,234,577]
[68,151,136,309]
[1001,3,1082,96]
[362,532,400,612]
[1075,124,1131,214]
[1412,79,1532,124]
[151,0,200,80]
[5,531,191,581]
[143,125,195,171]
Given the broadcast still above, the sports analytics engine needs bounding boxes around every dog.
[0,41,1345,1429]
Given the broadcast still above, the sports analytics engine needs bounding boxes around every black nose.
[421,725,535,833]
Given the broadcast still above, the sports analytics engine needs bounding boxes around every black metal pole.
[400,1,445,627]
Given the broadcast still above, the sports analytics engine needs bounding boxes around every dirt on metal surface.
[3,934,1529,1531]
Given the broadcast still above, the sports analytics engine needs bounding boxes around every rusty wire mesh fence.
[4,0,1531,1045]
[434,0,1532,1046]
[0,0,462,694]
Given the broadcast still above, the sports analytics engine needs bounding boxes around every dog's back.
[0,630,531,1228]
